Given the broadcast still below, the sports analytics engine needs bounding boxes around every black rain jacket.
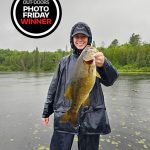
[42,54,119,135]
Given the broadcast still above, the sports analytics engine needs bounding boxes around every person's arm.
[95,52,119,86]
[97,58,119,86]
[42,62,61,121]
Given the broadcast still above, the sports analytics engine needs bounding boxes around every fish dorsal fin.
[64,84,72,101]
[96,71,101,78]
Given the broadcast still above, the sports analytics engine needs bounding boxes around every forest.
[0,33,150,73]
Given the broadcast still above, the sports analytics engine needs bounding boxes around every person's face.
[73,33,88,50]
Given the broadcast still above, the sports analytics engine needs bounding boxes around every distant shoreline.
[1,70,150,75]
[118,71,150,75]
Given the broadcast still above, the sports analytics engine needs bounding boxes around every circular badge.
[11,0,62,38]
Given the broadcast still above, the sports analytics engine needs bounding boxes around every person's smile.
[73,33,88,50]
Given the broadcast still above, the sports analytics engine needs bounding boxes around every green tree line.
[0,47,70,72]
[97,43,150,72]
[0,34,150,72]
[97,33,150,72]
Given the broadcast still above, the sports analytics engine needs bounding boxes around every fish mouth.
[85,59,94,64]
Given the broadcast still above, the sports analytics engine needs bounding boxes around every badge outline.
[11,0,62,38]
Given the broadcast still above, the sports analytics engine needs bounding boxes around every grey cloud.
[0,0,150,51]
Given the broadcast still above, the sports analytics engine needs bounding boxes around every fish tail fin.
[70,112,78,126]
[60,110,78,126]
[60,111,70,123]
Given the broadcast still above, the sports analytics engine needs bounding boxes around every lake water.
[0,72,150,150]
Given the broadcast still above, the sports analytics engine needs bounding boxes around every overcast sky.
[0,0,150,51]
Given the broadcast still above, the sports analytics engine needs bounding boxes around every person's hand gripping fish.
[95,51,105,67]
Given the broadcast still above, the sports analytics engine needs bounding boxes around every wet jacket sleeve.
[42,63,61,118]
[96,58,119,86]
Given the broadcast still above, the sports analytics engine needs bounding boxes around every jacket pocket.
[54,111,78,133]
[80,107,111,134]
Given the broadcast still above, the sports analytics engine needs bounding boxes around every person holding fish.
[42,22,119,150]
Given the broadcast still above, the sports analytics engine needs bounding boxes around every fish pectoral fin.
[96,71,101,78]
[64,84,72,101]
[82,97,90,107]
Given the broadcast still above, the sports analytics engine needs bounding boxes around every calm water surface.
[0,72,150,150]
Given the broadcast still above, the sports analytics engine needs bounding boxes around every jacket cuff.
[42,107,54,118]
[97,58,109,71]
[42,114,50,118]
[103,58,109,68]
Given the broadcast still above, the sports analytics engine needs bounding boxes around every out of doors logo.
[11,0,62,38]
